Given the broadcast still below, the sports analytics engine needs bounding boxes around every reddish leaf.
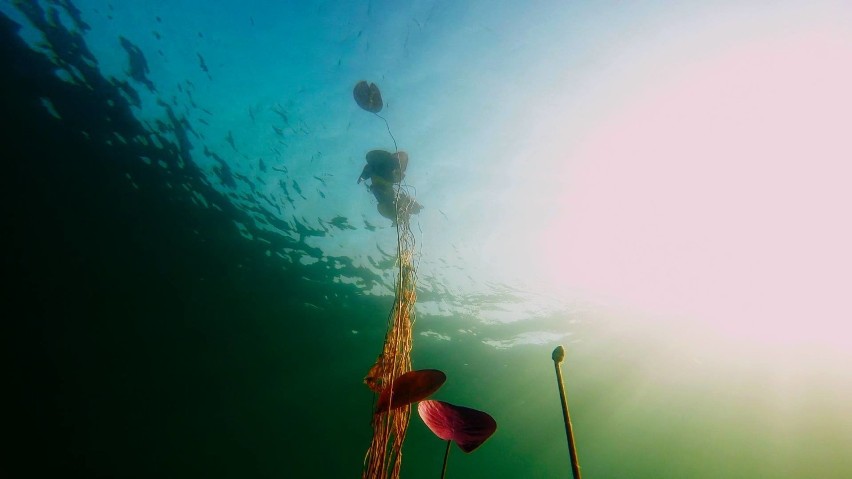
[375,369,446,413]
[417,400,497,453]
[353,80,383,113]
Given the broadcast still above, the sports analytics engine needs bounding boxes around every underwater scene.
[3,0,852,477]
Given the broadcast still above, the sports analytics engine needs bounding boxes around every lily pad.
[353,80,383,113]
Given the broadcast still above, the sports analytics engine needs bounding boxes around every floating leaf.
[358,149,407,184]
[376,369,447,413]
[418,400,497,453]
[353,80,383,113]
[376,200,397,222]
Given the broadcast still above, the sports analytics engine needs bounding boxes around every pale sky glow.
[530,22,852,354]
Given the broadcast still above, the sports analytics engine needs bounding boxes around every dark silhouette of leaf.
[353,80,383,113]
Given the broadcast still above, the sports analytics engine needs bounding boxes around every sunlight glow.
[536,27,852,355]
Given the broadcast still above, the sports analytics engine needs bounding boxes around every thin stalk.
[440,439,451,479]
[374,112,398,152]
[552,345,582,479]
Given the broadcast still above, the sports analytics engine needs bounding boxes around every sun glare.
[536,27,852,357]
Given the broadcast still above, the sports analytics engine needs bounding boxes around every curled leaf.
[418,400,497,453]
[359,149,407,184]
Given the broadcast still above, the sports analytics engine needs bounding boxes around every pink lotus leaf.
[417,400,497,453]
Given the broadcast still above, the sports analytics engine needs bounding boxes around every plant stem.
[553,346,582,479]
[440,439,451,479]
[374,112,398,152]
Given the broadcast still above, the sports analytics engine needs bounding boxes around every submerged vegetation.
[354,81,498,478]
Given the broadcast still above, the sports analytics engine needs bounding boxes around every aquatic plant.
[356,80,422,479]
[375,369,446,413]
[417,400,497,479]
[353,80,383,113]
[552,345,582,479]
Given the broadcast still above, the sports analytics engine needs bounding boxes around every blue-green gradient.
[3,1,850,478]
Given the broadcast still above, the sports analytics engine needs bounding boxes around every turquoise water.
[3,1,851,477]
